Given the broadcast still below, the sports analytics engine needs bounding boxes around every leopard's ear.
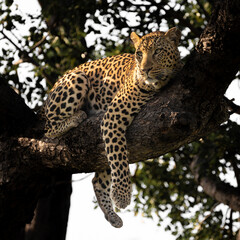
[165,27,181,46]
[130,32,141,49]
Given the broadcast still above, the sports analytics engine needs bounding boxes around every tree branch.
[224,96,240,115]
[0,29,56,86]
[196,0,211,20]
[190,157,240,212]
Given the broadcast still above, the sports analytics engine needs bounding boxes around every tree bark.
[24,174,72,240]
[0,0,240,239]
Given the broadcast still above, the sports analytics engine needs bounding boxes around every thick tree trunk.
[24,174,72,240]
[0,0,240,239]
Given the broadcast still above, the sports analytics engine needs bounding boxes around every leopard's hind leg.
[45,110,87,138]
[44,70,89,138]
[92,169,123,228]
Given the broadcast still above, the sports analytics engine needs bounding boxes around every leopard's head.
[131,27,181,89]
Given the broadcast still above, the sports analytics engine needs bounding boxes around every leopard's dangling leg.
[101,83,155,209]
[92,169,123,228]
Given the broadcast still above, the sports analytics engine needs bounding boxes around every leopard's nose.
[141,67,153,74]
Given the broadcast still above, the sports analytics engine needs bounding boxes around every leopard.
[42,27,182,228]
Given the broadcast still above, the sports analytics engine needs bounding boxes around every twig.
[164,7,202,36]
[0,28,23,52]
[224,96,240,115]
[195,202,220,231]
[72,173,93,183]
[1,28,55,86]
[30,34,48,52]
[196,0,210,20]
[229,209,233,238]
[222,207,231,229]
[54,173,93,186]
[229,156,240,189]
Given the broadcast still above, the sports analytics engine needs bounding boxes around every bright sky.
[67,172,175,240]
[8,0,240,239]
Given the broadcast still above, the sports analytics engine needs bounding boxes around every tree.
[0,0,240,239]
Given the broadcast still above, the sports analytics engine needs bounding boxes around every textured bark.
[24,174,72,240]
[0,80,36,136]
[0,0,240,239]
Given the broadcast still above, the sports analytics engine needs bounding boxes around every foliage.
[0,0,211,108]
[132,120,240,239]
[0,0,239,239]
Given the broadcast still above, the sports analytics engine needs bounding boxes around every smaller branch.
[71,173,93,183]
[190,157,240,212]
[196,0,210,20]
[195,202,220,231]
[9,28,24,46]
[222,207,231,229]
[1,29,55,86]
[229,209,233,237]
[229,156,240,189]
[13,59,24,65]
[46,173,93,187]
[30,34,48,52]
[224,97,240,115]
[237,228,240,240]
[0,29,23,52]
[164,8,203,37]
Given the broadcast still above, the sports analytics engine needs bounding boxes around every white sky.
[67,172,175,240]
[7,0,240,239]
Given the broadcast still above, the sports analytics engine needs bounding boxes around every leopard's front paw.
[71,110,87,127]
[111,181,131,209]
[105,211,123,228]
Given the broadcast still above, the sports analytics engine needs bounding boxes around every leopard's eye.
[154,48,163,55]
[136,51,143,57]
